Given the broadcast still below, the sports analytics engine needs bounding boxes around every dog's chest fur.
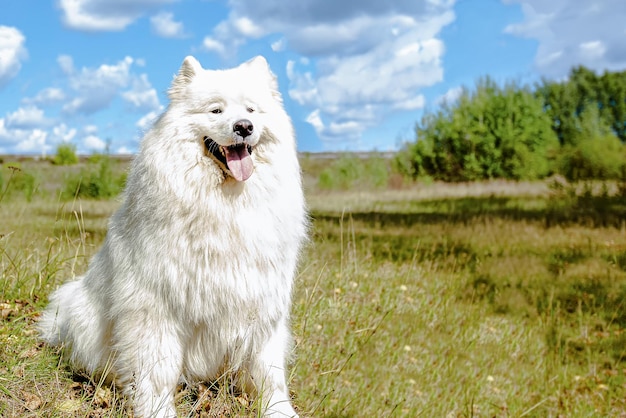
[95,146,306,360]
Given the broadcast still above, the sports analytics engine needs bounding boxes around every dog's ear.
[169,56,202,99]
[243,56,280,99]
[245,56,269,73]
[179,56,202,82]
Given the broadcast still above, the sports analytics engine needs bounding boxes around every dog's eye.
[247,107,255,113]
[211,108,223,114]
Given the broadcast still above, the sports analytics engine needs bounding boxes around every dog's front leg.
[248,318,299,418]
[113,315,182,418]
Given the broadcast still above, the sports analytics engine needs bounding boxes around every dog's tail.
[38,278,110,374]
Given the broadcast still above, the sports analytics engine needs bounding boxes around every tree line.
[395,66,626,182]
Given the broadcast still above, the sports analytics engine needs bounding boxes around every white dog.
[39,56,307,417]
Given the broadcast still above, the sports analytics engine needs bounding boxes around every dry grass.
[305,179,550,213]
[2,159,626,416]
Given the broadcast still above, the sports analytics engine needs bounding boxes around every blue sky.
[1,0,625,155]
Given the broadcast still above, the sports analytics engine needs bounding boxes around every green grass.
[2,158,626,416]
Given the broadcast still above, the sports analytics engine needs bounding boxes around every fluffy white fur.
[39,56,307,417]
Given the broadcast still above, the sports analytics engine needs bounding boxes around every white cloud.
[579,40,606,61]
[203,1,456,144]
[62,98,87,115]
[0,119,15,144]
[285,15,451,142]
[232,17,264,38]
[504,0,626,76]
[396,42,421,57]
[305,36,445,108]
[59,0,131,31]
[286,61,318,106]
[271,38,286,52]
[0,118,8,137]
[84,134,106,151]
[394,95,426,111]
[14,129,48,153]
[0,26,27,88]
[305,109,324,133]
[536,50,563,69]
[0,120,11,152]
[62,56,134,115]
[0,118,50,155]
[58,0,178,31]
[150,12,186,38]
[325,120,361,138]
[57,54,74,74]
[203,15,266,57]
[122,74,161,111]
[22,87,66,106]
[214,1,455,56]
[84,124,98,135]
[436,86,463,106]
[52,123,77,143]
[5,106,53,129]
[202,37,226,55]
[68,56,133,90]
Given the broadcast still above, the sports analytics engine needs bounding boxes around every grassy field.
[1,157,626,417]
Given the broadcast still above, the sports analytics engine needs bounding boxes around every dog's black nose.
[233,119,254,138]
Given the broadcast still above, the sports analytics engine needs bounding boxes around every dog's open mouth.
[204,137,254,181]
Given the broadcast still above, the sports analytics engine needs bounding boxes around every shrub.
[557,135,626,181]
[12,170,37,202]
[366,155,390,188]
[53,143,79,165]
[63,157,126,200]
[555,105,626,181]
[0,164,38,202]
[396,78,559,182]
[317,154,390,190]
[318,155,364,189]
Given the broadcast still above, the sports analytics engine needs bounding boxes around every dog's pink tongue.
[224,146,253,181]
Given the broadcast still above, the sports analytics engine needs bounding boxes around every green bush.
[555,105,626,181]
[12,171,37,202]
[396,78,559,182]
[366,155,390,188]
[63,157,126,200]
[52,143,79,165]
[318,154,390,190]
[318,155,364,189]
[557,135,626,181]
[0,165,38,202]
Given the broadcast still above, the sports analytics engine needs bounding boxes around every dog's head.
[168,56,281,182]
